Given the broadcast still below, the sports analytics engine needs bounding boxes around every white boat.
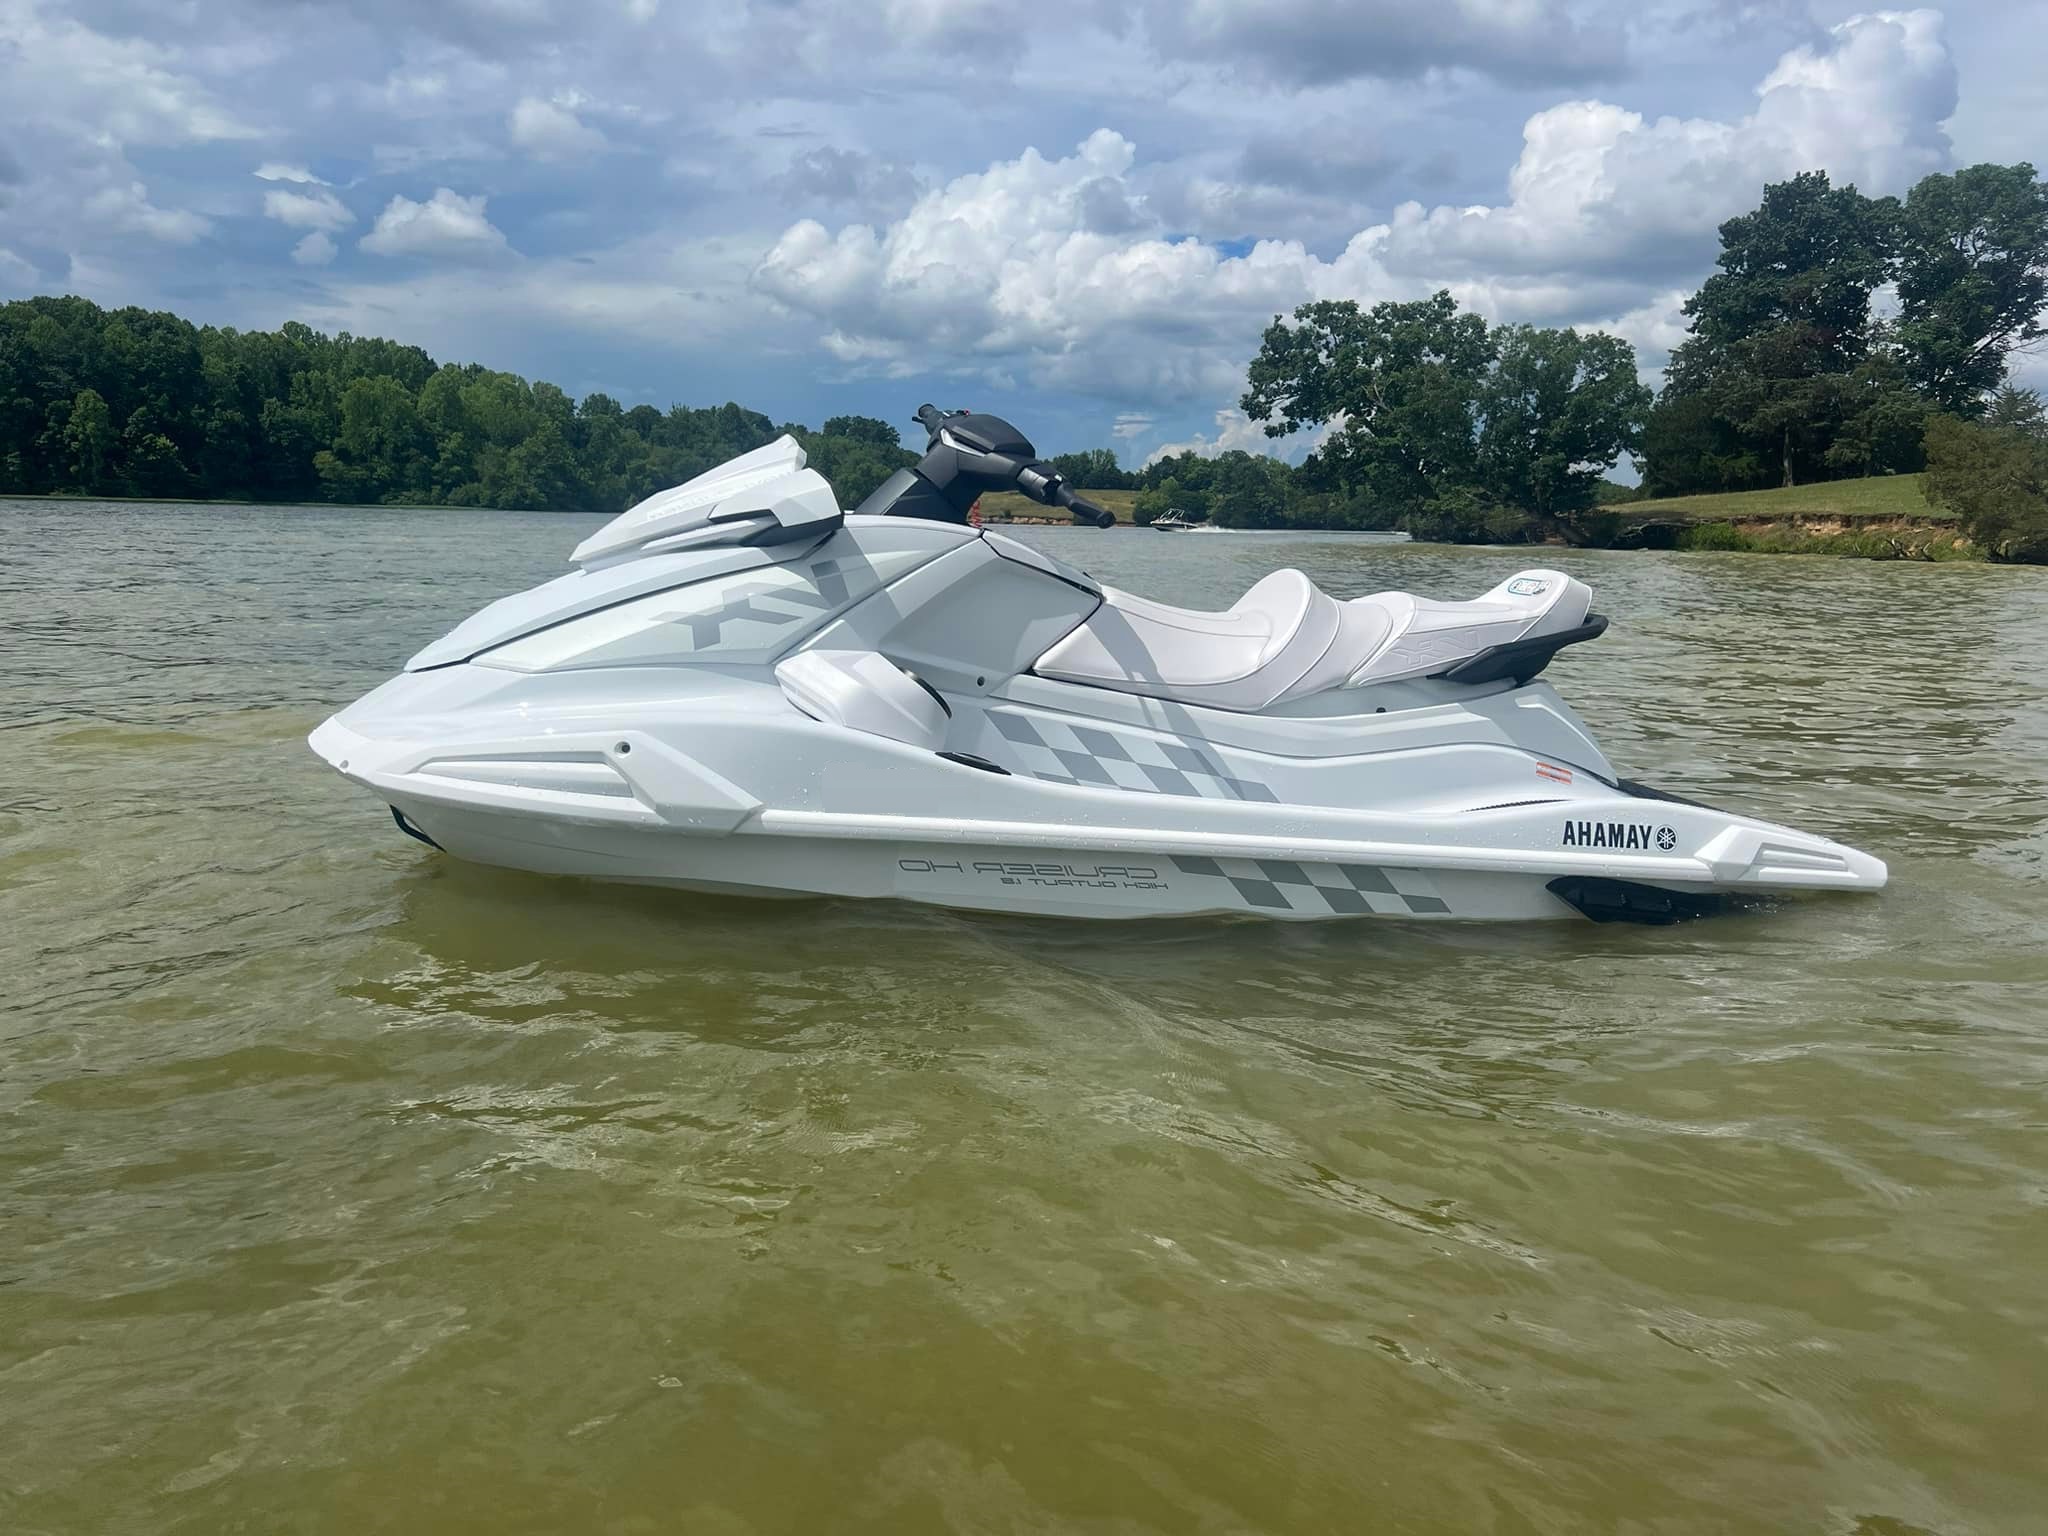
[309,406,1887,923]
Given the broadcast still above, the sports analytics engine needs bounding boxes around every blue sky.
[1,1,2041,463]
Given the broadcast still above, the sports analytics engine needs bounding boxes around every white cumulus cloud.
[292,231,338,266]
[84,181,212,244]
[1355,8,1957,295]
[262,187,355,231]
[1,1,255,148]
[508,96,606,160]
[1143,408,1277,465]
[755,11,1961,408]
[360,188,511,257]
[254,162,325,184]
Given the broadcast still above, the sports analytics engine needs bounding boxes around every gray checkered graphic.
[1342,864,1396,895]
[1070,726,1128,761]
[986,709,1280,803]
[1141,763,1196,796]
[1054,749,1114,785]
[1170,855,1452,916]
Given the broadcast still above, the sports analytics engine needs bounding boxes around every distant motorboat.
[1154,508,1407,538]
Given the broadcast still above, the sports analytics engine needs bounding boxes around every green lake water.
[3,501,2046,1534]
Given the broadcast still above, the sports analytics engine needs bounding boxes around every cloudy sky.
[0,1,2038,461]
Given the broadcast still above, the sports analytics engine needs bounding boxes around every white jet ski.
[309,405,1887,923]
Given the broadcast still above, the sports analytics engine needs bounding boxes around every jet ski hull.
[312,693,1886,924]
[364,796,1623,922]
[306,429,1888,926]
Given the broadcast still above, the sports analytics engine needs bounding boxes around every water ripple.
[2,502,2046,1534]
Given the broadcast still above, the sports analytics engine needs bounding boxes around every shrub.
[1402,486,1543,544]
[1676,521,1750,551]
[1922,402,2048,562]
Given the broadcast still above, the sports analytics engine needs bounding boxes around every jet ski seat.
[1032,567,1593,711]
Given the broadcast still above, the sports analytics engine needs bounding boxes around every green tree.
[1664,171,1896,487]
[1475,326,1650,521]
[1896,163,2048,414]
[1049,447,1133,489]
[61,387,114,491]
[260,368,344,502]
[1398,484,1539,545]
[1822,343,1929,478]
[1921,395,2048,561]
[502,418,581,510]
[1205,450,1291,527]
[818,414,904,451]
[314,375,431,503]
[1986,381,2048,432]
[794,419,917,507]
[117,404,191,496]
[416,365,483,498]
[1242,291,1495,516]
[1638,393,1765,496]
[1680,172,1895,362]
[571,392,635,511]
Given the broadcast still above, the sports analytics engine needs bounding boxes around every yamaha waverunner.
[309,405,1887,923]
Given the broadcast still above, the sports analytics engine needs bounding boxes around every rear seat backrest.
[1344,569,1591,687]
[1242,574,1341,707]
[1276,597,1396,702]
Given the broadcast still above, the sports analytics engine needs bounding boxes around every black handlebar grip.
[1069,495,1116,529]
[1015,464,1058,504]
[914,403,947,433]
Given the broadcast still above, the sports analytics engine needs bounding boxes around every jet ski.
[309,405,1887,923]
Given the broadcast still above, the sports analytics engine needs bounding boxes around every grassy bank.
[977,489,1140,524]
[1611,474,1977,559]
[1622,474,1936,522]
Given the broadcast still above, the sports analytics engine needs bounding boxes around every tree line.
[1234,161,2048,557]
[0,290,1605,537]
[0,296,919,513]
[1642,163,2048,495]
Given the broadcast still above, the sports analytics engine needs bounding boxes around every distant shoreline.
[3,488,1995,562]
[0,492,597,514]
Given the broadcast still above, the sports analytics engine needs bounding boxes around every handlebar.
[1016,463,1114,527]
[1058,486,1116,528]
[912,403,1114,526]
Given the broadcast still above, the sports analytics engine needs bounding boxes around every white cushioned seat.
[1035,569,1361,711]
[1032,566,1592,711]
